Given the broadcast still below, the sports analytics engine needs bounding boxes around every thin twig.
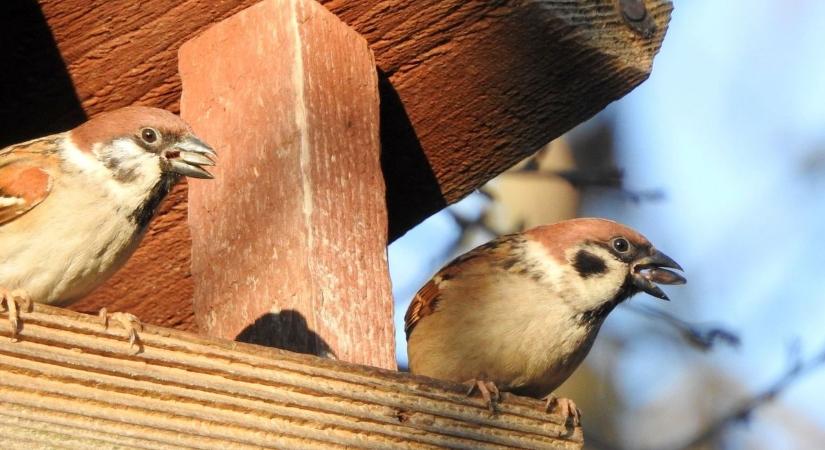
[446,207,502,238]
[671,342,825,450]
[503,167,665,203]
[624,303,741,351]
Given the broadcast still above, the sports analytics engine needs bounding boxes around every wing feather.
[404,235,526,338]
[0,137,59,225]
[404,278,440,339]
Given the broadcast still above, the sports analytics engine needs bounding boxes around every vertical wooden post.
[179,0,394,369]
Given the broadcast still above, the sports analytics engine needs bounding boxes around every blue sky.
[389,1,825,447]
[614,0,825,434]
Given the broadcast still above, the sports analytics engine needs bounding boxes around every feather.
[0,137,59,225]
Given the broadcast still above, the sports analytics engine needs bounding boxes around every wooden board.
[0,304,583,449]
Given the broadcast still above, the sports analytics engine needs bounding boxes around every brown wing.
[0,137,59,225]
[403,252,491,339]
[404,277,441,339]
[403,236,525,339]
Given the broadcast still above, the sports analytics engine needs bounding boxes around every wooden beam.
[179,0,395,368]
[2,0,671,332]
[0,304,584,449]
[332,0,673,239]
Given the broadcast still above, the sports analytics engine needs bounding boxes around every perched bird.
[0,106,216,343]
[405,218,686,424]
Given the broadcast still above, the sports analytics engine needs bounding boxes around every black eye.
[612,237,630,253]
[140,128,159,144]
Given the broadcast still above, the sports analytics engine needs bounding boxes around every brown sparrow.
[0,106,216,343]
[405,218,686,424]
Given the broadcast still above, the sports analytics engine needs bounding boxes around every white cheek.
[523,240,627,311]
[96,139,159,175]
[63,137,163,205]
[573,253,626,305]
[102,138,143,159]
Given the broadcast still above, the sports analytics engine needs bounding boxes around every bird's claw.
[99,308,143,353]
[543,394,581,426]
[464,379,501,413]
[1,289,33,341]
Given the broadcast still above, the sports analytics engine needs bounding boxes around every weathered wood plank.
[0,304,583,449]
[179,0,394,369]
[332,0,673,237]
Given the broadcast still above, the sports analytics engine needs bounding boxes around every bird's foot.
[542,394,581,426]
[0,289,33,342]
[464,379,501,413]
[99,308,143,353]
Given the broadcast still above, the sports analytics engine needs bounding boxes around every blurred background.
[388,1,825,449]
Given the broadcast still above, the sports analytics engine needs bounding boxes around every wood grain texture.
[3,0,670,334]
[0,304,584,449]
[179,0,394,369]
[327,0,674,238]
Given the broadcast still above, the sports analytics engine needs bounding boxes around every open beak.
[630,248,686,300]
[165,136,217,179]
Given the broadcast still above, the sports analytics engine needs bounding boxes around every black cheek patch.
[572,250,607,278]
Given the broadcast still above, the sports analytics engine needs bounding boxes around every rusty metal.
[618,0,657,38]
[619,0,647,21]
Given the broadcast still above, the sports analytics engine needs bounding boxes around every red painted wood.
[179,0,394,369]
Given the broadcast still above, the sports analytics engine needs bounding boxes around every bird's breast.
[0,182,146,305]
[408,276,601,395]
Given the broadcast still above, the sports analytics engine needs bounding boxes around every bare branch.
[446,207,502,238]
[505,165,665,203]
[624,303,741,351]
[671,342,825,450]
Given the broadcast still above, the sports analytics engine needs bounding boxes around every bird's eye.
[612,237,630,253]
[140,128,159,144]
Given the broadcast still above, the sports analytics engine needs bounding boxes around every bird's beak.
[165,136,217,179]
[630,248,686,301]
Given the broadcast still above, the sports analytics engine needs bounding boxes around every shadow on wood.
[377,70,446,240]
[236,310,335,359]
[0,1,86,147]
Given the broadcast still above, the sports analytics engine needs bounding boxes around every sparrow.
[405,218,686,425]
[0,106,216,344]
